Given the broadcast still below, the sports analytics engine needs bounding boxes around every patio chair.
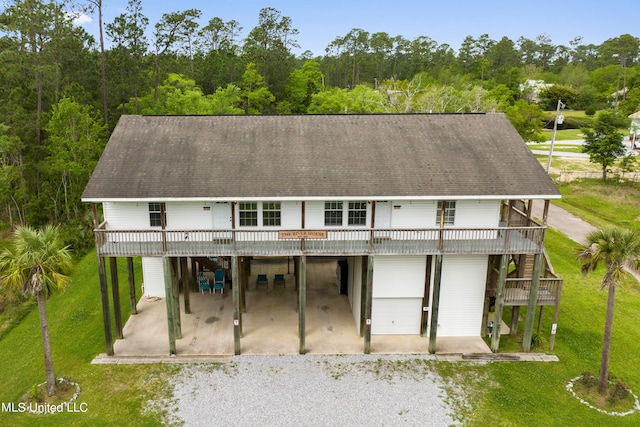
[273,274,286,288]
[256,274,268,289]
[198,273,211,294]
[213,269,225,294]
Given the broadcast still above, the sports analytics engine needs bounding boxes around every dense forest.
[1,0,639,249]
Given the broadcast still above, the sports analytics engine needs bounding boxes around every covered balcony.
[93,224,547,257]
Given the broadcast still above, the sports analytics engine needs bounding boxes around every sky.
[78,0,640,56]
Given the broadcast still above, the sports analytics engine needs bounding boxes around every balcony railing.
[503,277,562,306]
[94,224,546,257]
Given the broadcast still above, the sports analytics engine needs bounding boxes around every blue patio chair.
[213,269,225,294]
[198,273,211,294]
[256,274,268,289]
[274,274,286,288]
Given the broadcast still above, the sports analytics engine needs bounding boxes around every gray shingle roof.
[82,114,560,201]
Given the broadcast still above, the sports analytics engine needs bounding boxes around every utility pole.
[546,99,564,174]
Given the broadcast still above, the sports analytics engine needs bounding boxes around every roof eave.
[82,194,562,203]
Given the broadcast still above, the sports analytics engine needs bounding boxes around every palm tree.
[0,225,72,396]
[578,227,640,395]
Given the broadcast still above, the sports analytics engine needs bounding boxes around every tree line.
[1,0,639,249]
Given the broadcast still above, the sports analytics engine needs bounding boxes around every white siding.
[103,202,151,230]
[435,255,488,337]
[371,255,426,334]
[390,201,435,228]
[142,257,165,297]
[166,202,213,230]
[454,199,500,228]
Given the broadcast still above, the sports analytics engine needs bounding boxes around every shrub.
[579,372,597,388]
[585,106,596,116]
[28,383,42,403]
[530,332,543,348]
[608,380,630,403]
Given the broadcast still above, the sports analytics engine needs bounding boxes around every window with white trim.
[239,202,258,226]
[262,202,281,226]
[149,202,165,227]
[436,201,456,226]
[324,201,343,226]
[348,201,367,225]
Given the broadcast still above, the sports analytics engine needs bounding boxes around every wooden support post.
[163,257,176,355]
[549,280,563,351]
[237,258,243,332]
[428,254,443,354]
[359,257,366,337]
[292,257,298,303]
[522,252,543,352]
[181,257,191,314]
[97,255,113,355]
[109,257,123,339]
[510,306,520,337]
[481,297,490,338]
[160,203,167,253]
[171,258,182,340]
[421,255,432,337]
[232,256,241,355]
[542,199,550,225]
[491,254,509,352]
[363,255,373,354]
[126,257,137,315]
[191,258,197,293]
[299,255,307,354]
[241,257,247,313]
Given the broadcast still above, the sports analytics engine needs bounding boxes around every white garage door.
[372,298,422,334]
[371,256,426,335]
[436,255,487,337]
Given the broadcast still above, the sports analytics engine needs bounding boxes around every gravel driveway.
[165,355,459,426]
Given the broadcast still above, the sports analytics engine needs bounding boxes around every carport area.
[109,257,490,358]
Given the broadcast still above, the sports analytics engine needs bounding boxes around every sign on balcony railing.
[278,230,327,239]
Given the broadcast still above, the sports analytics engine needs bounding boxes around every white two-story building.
[82,113,562,356]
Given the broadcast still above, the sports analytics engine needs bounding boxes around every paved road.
[528,138,639,158]
[531,200,595,244]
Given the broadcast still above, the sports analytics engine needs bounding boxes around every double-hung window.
[262,202,281,226]
[436,201,456,226]
[324,201,343,226]
[239,202,258,226]
[348,202,367,226]
[149,202,165,227]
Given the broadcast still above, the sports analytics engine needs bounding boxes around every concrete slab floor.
[109,257,493,359]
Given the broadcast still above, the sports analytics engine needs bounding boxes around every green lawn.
[0,255,175,426]
[540,128,585,141]
[555,179,640,231]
